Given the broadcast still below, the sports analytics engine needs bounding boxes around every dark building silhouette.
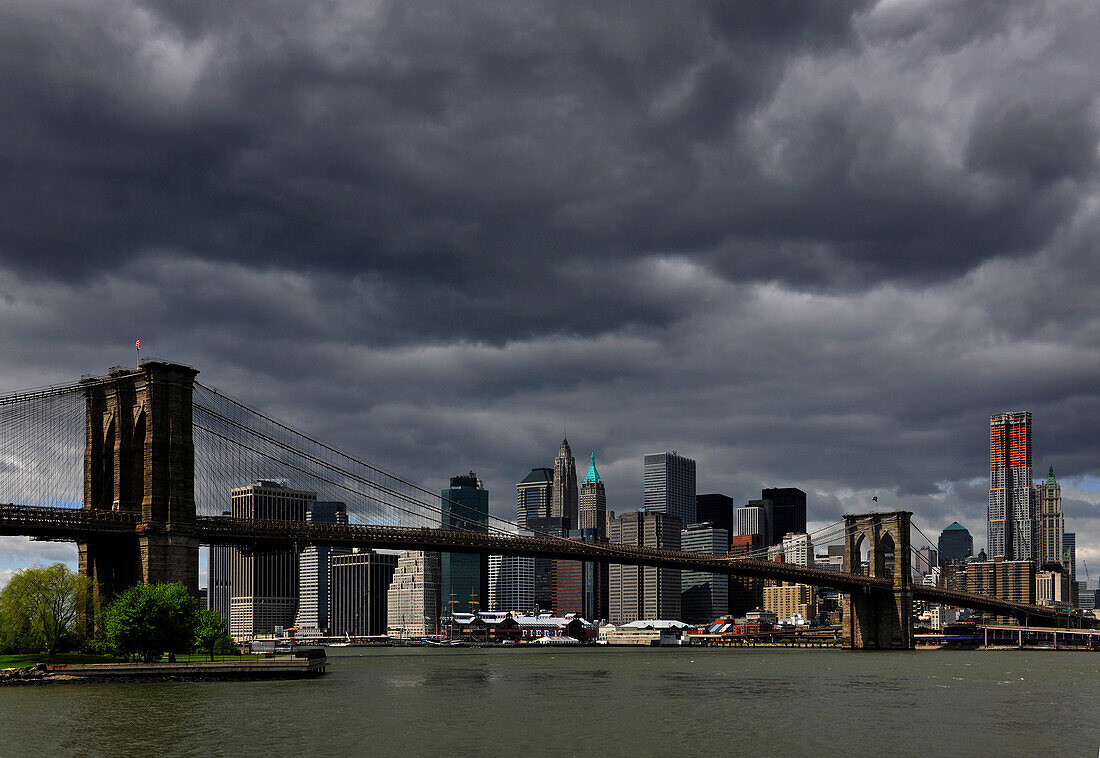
[937,522,974,564]
[551,439,579,526]
[527,516,570,611]
[728,533,764,616]
[696,494,734,544]
[441,472,489,614]
[208,510,232,625]
[552,530,608,620]
[297,501,350,635]
[761,488,806,547]
[516,467,553,531]
[330,550,398,637]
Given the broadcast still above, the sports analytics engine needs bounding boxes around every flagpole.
[136,339,140,368]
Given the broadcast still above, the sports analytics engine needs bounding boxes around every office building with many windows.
[1039,466,1064,568]
[643,452,696,526]
[441,473,490,614]
[937,522,974,563]
[330,550,398,638]
[207,510,232,626]
[761,488,806,547]
[386,551,441,638]
[488,554,535,613]
[737,501,772,544]
[988,412,1038,561]
[681,522,729,623]
[296,501,350,636]
[229,480,315,641]
[578,453,607,531]
[516,467,554,531]
[609,511,682,623]
[551,439,579,526]
[695,494,734,544]
[527,516,570,611]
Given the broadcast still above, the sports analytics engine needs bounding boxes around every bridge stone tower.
[77,362,200,606]
[841,511,913,649]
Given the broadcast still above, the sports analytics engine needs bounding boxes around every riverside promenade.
[10,651,328,683]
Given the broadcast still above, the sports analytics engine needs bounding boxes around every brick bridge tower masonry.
[77,362,200,611]
[841,511,914,649]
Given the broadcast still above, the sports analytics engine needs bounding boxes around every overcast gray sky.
[2,0,1100,585]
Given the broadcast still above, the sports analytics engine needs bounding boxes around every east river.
[2,647,1098,756]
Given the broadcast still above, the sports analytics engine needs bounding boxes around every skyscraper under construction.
[988,412,1038,562]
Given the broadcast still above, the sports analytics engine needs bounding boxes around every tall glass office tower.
[516,467,553,530]
[643,451,696,526]
[441,472,489,614]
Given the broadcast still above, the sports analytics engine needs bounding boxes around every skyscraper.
[527,515,570,610]
[296,501,350,636]
[781,532,814,567]
[728,533,764,616]
[579,452,607,531]
[937,522,974,563]
[551,439,579,526]
[229,479,315,640]
[516,467,553,531]
[1063,532,1077,586]
[386,550,441,637]
[696,494,734,544]
[330,550,398,638]
[988,412,1038,561]
[1039,466,1064,568]
[207,510,232,625]
[761,488,806,546]
[441,472,489,614]
[488,554,535,612]
[681,522,729,623]
[643,452,696,526]
[608,511,681,623]
[737,500,772,544]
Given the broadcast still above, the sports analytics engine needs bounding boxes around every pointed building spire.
[583,451,602,484]
[1047,465,1057,486]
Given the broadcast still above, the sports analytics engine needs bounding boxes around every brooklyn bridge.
[0,361,1065,649]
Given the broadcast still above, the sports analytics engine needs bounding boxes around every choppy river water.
[2,646,1097,756]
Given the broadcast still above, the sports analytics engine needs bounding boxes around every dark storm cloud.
[2,0,1100,572]
[9,0,1091,326]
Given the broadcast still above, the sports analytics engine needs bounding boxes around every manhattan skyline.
[2,0,1100,582]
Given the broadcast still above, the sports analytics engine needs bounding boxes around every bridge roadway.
[0,503,1062,622]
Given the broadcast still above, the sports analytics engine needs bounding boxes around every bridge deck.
[0,504,1061,621]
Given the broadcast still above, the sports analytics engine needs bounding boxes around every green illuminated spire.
[582,452,602,484]
[1046,465,1057,486]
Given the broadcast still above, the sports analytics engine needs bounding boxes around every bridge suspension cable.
[192,382,587,548]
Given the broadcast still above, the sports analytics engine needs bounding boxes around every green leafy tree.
[103,583,199,663]
[0,564,91,658]
[195,610,227,660]
[213,634,239,656]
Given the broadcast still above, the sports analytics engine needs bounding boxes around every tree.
[195,610,227,660]
[0,564,91,658]
[102,583,199,663]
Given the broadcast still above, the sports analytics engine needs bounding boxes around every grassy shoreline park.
[1,652,276,668]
